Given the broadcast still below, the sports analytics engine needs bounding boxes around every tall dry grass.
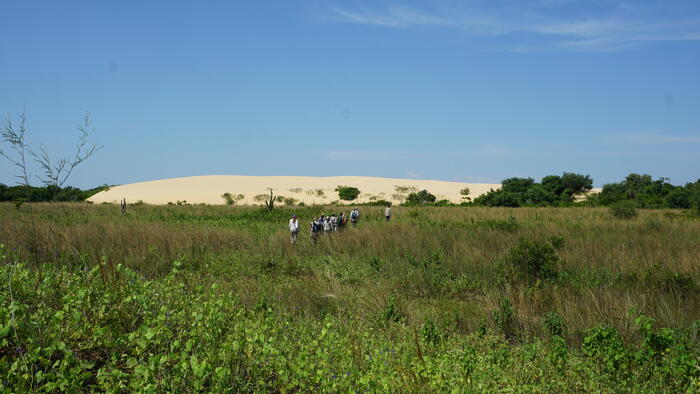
[1,202,698,344]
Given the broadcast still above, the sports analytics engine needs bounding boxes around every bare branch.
[30,112,103,189]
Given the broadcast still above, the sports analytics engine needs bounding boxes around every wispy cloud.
[330,4,700,51]
[604,131,700,144]
[326,150,393,161]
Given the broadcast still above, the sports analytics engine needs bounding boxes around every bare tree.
[0,112,39,267]
[31,114,102,194]
[1,111,103,267]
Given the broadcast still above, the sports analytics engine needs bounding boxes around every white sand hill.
[88,175,501,205]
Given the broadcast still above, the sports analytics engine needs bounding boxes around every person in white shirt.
[288,214,300,244]
[384,203,392,222]
[323,214,332,232]
[350,208,359,228]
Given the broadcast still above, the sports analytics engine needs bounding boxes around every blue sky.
[1,0,699,188]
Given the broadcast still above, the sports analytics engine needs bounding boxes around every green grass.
[1,202,699,391]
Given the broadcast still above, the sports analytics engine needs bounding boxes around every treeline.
[0,184,109,202]
[473,173,700,209]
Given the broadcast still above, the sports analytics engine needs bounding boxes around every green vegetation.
[0,183,109,203]
[1,203,699,391]
[592,173,700,209]
[221,193,245,205]
[335,185,361,201]
[405,190,437,205]
[473,172,700,210]
[474,173,593,207]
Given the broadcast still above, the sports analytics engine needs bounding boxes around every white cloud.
[604,131,700,144]
[331,5,700,51]
[326,150,393,160]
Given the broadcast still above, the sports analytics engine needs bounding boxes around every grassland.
[1,202,699,391]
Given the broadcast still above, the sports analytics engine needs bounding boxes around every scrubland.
[1,203,699,391]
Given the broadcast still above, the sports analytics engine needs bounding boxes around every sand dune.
[88,175,501,205]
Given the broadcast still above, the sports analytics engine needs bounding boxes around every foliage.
[474,173,593,207]
[609,201,638,219]
[503,239,561,281]
[335,185,361,201]
[405,190,436,205]
[1,204,700,391]
[543,311,567,337]
[595,174,700,209]
[0,184,109,202]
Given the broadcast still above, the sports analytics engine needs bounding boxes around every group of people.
[287,205,391,244]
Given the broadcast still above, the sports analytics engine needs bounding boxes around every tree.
[405,189,436,205]
[335,185,360,201]
[32,115,101,190]
[501,177,535,194]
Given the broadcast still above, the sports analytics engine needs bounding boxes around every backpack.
[350,211,358,220]
[312,220,321,232]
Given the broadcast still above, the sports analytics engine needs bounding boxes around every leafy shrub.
[222,192,234,205]
[335,185,360,201]
[420,318,443,345]
[405,190,436,205]
[381,296,404,323]
[543,311,567,337]
[283,197,297,206]
[642,263,697,295]
[492,297,515,339]
[609,201,638,219]
[368,256,384,272]
[480,216,519,232]
[504,239,561,281]
[634,314,699,389]
[582,325,629,374]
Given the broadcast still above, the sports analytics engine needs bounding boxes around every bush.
[543,311,567,337]
[610,201,638,219]
[405,190,436,205]
[583,325,629,374]
[504,239,561,281]
[335,185,360,201]
[221,192,234,205]
[492,297,515,339]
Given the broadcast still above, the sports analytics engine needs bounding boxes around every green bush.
[609,201,638,219]
[335,185,361,201]
[582,325,629,374]
[543,311,567,337]
[405,190,436,205]
[504,239,561,281]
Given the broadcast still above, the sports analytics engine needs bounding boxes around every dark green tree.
[335,185,361,201]
[405,189,436,205]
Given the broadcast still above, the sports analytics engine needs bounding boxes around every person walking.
[337,213,346,231]
[384,203,392,222]
[350,208,359,228]
[323,214,333,233]
[310,217,321,244]
[288,214,300,244]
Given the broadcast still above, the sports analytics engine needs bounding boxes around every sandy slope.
[87,175,501,205]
